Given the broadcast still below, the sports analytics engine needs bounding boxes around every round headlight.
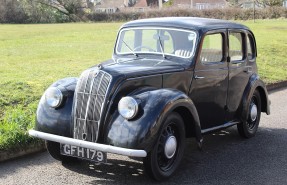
[118,96,139,119]
[45,87,63,108]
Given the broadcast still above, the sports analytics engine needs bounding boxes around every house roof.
[174,0,226,5]
[121,17,249,32]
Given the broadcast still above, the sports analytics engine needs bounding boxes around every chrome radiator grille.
[73,69,112,142]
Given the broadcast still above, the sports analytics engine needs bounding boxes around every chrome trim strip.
[92,72,105,141]
[82,71,97,139]
[79,70,90,122]
[201,121,240,134]
[73,70,112,142]
[29,130,147,158]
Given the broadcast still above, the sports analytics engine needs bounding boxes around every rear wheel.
[143,112,185,181]
[46,141,78,163]
[237,90,261,138]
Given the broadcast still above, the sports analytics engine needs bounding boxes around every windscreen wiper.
[157,35,166,59]
[122,39,138,57]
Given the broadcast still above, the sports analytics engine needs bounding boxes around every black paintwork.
[103,58,186,78]
[121,17,249,33]
[34,17,270,152]
[36,77,77,137]
[105,88,201,151]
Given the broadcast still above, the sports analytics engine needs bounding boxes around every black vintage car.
[29,17,270,180]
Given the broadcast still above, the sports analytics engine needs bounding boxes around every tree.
[0,0,68,23]
[36,0,92,21]
[0,0,35,23]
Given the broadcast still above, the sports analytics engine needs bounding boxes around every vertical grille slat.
[73,69,112,142]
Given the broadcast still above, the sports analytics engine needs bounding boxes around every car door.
[225,30,253,121]
[189,30,229,130]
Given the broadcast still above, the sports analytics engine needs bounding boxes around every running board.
[201,121,240,134]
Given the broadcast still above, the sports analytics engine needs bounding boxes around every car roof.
[121,17,249,32]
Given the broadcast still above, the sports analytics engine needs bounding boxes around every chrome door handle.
[244,67,252,73]
[194,75,205,79]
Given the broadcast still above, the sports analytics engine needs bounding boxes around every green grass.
[0,23,121,150]
[0,20,286,151]
[242,19,287,83]
[0,104,39,150]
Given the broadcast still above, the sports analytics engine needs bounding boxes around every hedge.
[87,7,287,22]
[1,7,286,23]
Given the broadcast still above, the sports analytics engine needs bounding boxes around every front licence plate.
[60,144,107,163]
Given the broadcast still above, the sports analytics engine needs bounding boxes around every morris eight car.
[29,17,270,181]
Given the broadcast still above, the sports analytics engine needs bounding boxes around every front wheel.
[143,112,185,181]
[237,90,261,138]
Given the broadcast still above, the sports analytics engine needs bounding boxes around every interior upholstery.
[175,50,191,58]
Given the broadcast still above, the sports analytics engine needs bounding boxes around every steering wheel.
[134,45,156,52]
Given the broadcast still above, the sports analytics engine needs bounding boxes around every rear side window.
[247,34,255,60]
[229,32,244,61]
[200,33,223,64]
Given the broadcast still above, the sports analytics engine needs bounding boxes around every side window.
[247,34,255,60]
[229,32,244,61]
[200,33,223,64]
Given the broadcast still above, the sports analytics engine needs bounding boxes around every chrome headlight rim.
[45,87,63,108]
[118,96,139,120]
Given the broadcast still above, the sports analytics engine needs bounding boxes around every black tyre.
[237,90,261,138]
[143,112,185,181]
[46,141,78,163]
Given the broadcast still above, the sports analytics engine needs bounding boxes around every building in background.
[95,0,125,13]
[93,0,287,13]
[95,0,150,13]
[133,0,149,12]
[175,0,227,9]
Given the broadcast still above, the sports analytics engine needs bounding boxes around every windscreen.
[116,27,197,59]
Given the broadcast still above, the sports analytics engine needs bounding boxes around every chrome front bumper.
[29,129,147,158]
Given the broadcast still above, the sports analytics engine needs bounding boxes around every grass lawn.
[0,23,122,150]
[0,20,286,151]
[242,19,287,83]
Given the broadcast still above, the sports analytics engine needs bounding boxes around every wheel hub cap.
[250,103,257,122]
[164,136,177,159]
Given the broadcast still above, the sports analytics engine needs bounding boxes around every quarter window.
[200,33,223,64]
[229,32,244,61]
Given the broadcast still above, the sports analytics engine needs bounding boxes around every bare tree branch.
[35,0,87,22]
